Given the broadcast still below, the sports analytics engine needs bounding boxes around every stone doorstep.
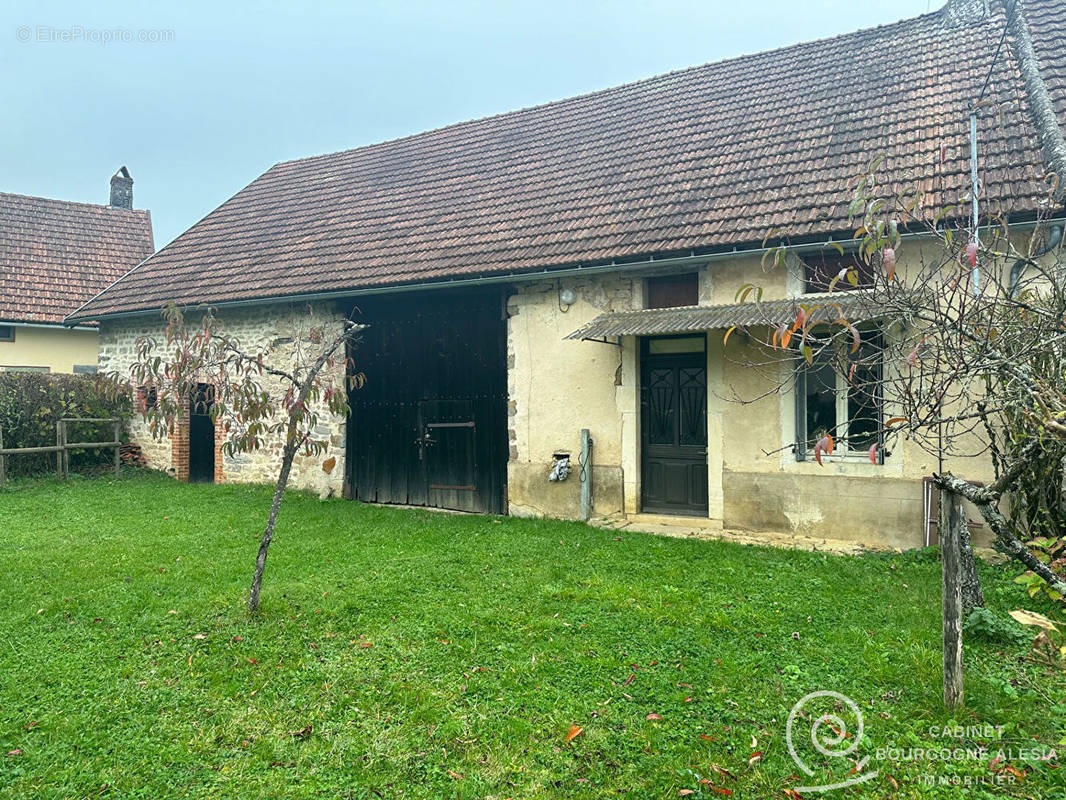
[592,513,879,556]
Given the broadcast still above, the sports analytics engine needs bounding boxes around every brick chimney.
[109,166,133,209]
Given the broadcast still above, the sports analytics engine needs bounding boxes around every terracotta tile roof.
[1,192,153,325]
[69,0,1066,322]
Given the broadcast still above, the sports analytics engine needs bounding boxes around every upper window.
[0,325,14,342]
[801,251,876,293]
[795,329,882,460]
[0,365,49,373]
[646,273,699,309]
[73,365,98,375]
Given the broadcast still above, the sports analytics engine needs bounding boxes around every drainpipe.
[579,428,593,521]
[1009,223,1064,297]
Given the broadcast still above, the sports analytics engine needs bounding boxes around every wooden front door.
[640,336,708,515]
[188,383,215,484]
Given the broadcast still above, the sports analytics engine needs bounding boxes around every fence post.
[941,488,965,710]
[56,420,64,480]
[0,424,5,488]
[113,419,121,477]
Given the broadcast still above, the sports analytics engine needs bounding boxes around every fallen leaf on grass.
[624,672,636,686]
[289,725,312,739]
[748,751,763,767]
[24,721,39,731]
[698,781,733,796]
[6,750,22,756]
[679,791,695,797]
[709,764,736,781]
[699,734,718,742]
[447,769,464,780]
[360,642,373,648]
[646,713,662,721]
[192,633,207,640]
[565,725,584,743]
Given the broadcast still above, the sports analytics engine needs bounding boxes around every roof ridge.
[0,190,151,215]
[272,5,948,170]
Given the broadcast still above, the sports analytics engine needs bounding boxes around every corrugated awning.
[566,291,877,340]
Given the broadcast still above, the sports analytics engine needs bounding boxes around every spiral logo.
[16,26,32,42]
[786,690,878,793]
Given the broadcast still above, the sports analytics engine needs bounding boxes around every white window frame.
[794,332,883,463]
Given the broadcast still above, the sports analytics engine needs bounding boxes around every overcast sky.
[3,0,936,248]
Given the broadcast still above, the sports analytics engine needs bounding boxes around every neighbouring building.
[68,0,1065,550]
[1,167,154,373]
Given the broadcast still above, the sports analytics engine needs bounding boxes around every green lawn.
[0,472,1063,799]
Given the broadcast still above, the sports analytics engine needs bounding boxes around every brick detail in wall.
[171,415,189,482]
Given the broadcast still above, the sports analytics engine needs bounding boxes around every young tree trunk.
[940,489,965,710]
[248,436,298,613]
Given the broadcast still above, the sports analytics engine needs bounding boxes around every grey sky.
[3,0,934,248]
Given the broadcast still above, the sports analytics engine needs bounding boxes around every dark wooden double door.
[346,291,507,514]
[640,338,708,515]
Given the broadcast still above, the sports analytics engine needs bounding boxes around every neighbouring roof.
[69,0,1066,322]
[1,192,154,325]
[566,291,878,340]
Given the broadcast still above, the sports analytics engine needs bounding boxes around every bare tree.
[725,153,1066,601]
[115,303,364,612]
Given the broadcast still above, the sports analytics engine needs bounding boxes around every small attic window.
[802,251,876,293]
[645,273,698,309]
[0,325,14,342]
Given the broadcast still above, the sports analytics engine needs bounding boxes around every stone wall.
[99,303,347,496]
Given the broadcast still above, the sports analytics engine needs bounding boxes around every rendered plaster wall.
[0,324,100,373]
[505,242,1010,550]
[505,275,640,519]
[98,304,347,496]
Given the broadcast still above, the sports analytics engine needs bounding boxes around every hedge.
[0,373,131,478]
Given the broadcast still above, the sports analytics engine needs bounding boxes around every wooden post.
[113,419,121,477]
[56,420,64,480]
[0,424,5,488]
[941,488,965,709]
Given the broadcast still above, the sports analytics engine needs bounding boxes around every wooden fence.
[0,417,122,486]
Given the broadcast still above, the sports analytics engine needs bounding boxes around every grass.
[0,472,1063,799]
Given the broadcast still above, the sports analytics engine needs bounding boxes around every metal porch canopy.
[565,291,877,340]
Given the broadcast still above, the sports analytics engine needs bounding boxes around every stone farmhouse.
[68,0,1065,549]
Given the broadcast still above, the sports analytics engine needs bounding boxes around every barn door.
[346,290,507,514]
[640,336,708,515]
[188,383,215,483]
[418,399,479,512]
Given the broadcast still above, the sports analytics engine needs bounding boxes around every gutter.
[5,320,96,330]
[63,217,1062,327]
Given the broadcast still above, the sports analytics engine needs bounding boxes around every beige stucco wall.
[504,238,1021,550]
[98,304,347,496]
[0,324,99,373]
